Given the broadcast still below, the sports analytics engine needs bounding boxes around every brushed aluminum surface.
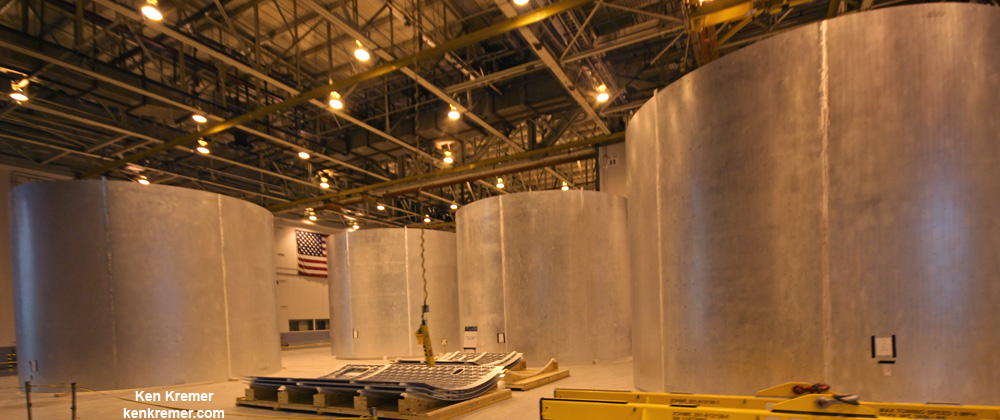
[456,190,631,366]
[10,180,280,390]
[328,228,459,359]
[627,4,1000,404]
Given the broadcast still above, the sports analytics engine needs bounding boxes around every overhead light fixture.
[376,204,385,211]
[354,40,370,61]
[496,177,505,189]
[450,203,459,210]
[191,114,207,123]
[352,223,360,230]
[141,0,163,21]
[561,181,569,191]
[137,175,150,185]
[596,84,610,102]
[514,0,530,5]
[319,176,330,189]
[329,91,343,109]
[309,210,316,216]
[9,79,29,102]
[443,150,454,164]
[447,104,460,120]
[423,214,432,223]
[196,138,210,154]
[298,151,311,159]
[309,215,317,221]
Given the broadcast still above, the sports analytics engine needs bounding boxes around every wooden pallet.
[506,359,570,391]
[508,369,570,391]
[237,385,512,420]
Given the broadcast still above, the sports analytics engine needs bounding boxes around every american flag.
[296,230,328,278]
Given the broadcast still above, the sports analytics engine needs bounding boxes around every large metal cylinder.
[10,180,281,390]
[328,228,459,358]
[456,190,630,366]
[627,4,1000,404]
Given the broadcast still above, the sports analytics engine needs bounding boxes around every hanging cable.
[413,196,435,366]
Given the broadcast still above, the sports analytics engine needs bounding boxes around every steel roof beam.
[495,0,610,135]
[298,0,575,186]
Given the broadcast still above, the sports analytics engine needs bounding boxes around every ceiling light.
[141,0,163,20]
[329,91,343,109]
[514,0,530,5]
[191,114,207,123]
[196,138,210,154]
[450,203,459,210]
[137,175,150,185]
[496,177,505,189]
[596,84,610,102]
[561,181,569,191]
[298,151,310,159]
[9,79,28,102]
[423,214,432,223]
[447,104,460,120]
[376,204,385,211]
[443,150,454,164]
[352,223,360,230]
[319,177,330,189]
[309,215,317,221]
[354,40,370,61]
[309,211,316,216]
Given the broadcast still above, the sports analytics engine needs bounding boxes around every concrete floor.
[0,346,636,419]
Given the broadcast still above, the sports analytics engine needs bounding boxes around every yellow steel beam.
[689,0,813,32]
[78,0,595,179]
[690,0,755,31]
[554,389,780,409]
[552,383,1000,420]
[541,397,883,420]
[265,132,624,212]
[717,11,762,45]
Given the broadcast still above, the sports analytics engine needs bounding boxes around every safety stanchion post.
[71,382,77,420]
[25,380,32,420]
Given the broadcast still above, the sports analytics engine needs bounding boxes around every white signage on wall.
[463,326,478,350]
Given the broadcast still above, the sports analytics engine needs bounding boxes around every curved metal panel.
[628,4,1000,404]
[823,5,1000,404]
[220,196,282,377]
[11,180,280,390]
[11,180,116,389]
[328,228,459,359]
[456,191,631,366]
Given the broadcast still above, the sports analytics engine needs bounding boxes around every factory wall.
[627,4,1000,404]
[273,217,339,346]
[0,164,67,349]
[597,142,626,197]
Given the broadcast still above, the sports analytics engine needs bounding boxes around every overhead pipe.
[382,149,593,198]
[267,131,623,212]
[79,0,596,179]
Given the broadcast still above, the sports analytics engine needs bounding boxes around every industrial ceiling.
[0,0,943,228]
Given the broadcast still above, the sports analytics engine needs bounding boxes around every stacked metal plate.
[395,351,524,370]
[247,364,504,401]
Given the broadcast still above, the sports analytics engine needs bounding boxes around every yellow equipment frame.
[550,382,1000,420]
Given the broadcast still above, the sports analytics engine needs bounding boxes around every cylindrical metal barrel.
[328,228,459,358]
[627,4,1000,404]
[456,190,630,366]
[10,180,281,390]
